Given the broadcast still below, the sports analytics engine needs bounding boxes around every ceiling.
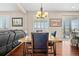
[22,3,79,11]
[0,3,79,12]
[0,3,17,11]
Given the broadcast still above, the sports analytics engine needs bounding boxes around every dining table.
[18,34,62,56]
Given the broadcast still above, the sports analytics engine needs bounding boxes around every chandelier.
[35,4,48,19]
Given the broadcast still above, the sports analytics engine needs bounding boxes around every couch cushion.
[0,31,9,56]
[0,34,9,47]
[0,46,7,56]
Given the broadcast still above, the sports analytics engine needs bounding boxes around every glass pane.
[38,22,40,29]
[0,16,10,29]
[41,22,44,29]
[33,20,49,31]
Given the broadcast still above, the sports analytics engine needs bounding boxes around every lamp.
[35,4,48,19]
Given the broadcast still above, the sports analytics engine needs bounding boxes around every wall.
[1,11,79,38]
[0,11,27,32]
[27,11,79,38]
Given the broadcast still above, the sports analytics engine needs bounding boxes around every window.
[0,16,10,29]
[33,20,49,32]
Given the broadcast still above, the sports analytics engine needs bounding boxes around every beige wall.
[27,11,79,38]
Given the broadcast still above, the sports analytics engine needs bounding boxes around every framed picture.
[12,17,23,27]
[49,18,62,27]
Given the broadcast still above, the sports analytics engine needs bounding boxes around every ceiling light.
[35,4,48,19]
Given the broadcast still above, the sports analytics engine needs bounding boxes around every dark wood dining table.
[18,35,62,56]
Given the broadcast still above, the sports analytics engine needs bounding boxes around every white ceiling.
[0,3,79,11]
[21,3,79,11]
[0,3,17,11]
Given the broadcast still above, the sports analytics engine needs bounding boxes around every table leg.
[23,42,26,56]
[53,42,56,56]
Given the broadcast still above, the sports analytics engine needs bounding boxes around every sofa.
[0,31,9,55]
[0,30,26,56]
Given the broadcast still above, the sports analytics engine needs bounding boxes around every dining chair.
[31,33,49,56]
[48,31,57,56]
[51,31,56,37]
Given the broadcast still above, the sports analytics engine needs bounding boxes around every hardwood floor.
[8,43,24,56]
[8,40,79,56]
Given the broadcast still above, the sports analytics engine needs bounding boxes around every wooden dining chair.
[51,31,56,37]
[31,33,49,56]
[48,31,57,56]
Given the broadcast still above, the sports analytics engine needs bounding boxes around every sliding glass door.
[62,16,71,39]
[62,16,79,39]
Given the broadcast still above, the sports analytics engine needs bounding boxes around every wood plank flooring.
[8,40,79,56]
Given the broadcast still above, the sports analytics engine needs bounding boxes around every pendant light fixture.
[35,4,48,19]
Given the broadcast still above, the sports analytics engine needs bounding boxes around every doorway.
[62,16,79,39]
